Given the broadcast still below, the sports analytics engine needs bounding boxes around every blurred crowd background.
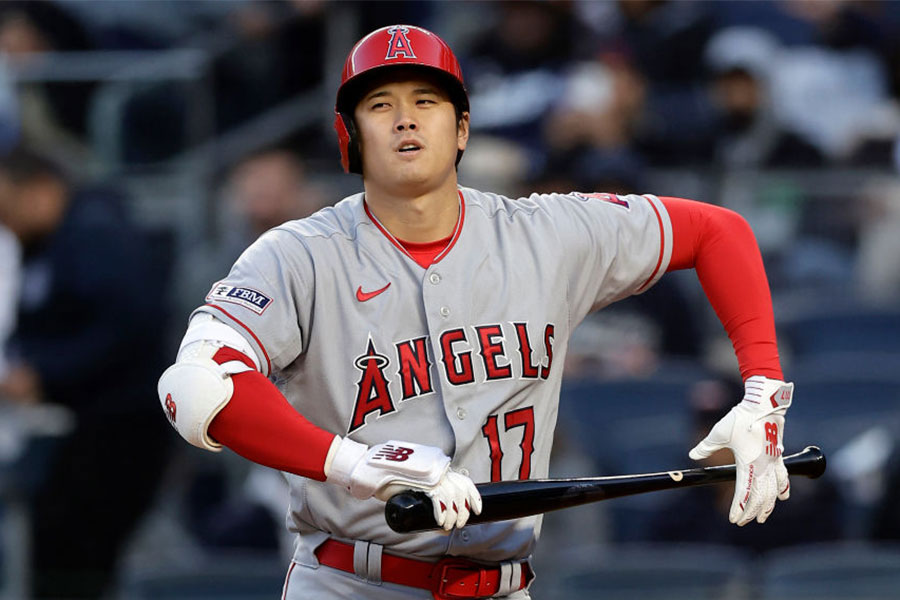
[0,1,899,599]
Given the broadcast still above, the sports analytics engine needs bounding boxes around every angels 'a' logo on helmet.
[385,26,416,60]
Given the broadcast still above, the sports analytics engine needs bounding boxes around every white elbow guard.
[158,357,234,452]
[178,312,261,373]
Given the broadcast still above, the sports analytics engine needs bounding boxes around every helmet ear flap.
[334,112,363,175]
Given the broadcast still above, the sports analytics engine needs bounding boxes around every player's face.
[354,73,469,195]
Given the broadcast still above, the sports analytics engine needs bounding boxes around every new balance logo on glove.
[372,445,415,462]
[765,422,781,456]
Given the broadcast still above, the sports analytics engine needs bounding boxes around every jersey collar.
[363,190,466,268]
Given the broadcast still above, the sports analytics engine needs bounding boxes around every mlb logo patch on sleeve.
[207,284,273,315]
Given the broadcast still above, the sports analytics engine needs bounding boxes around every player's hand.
[325,437,482,531]
[689,376,793,526]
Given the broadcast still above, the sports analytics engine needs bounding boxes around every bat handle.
[385,490,434,533]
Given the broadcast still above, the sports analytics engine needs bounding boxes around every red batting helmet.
[334,25,469,174]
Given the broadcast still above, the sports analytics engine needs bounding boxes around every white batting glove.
[689,376,793,526]
[325,437,482,531]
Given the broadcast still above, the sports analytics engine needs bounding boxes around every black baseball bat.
[385,445,825,533]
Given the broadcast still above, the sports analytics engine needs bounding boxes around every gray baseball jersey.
[196,186,672,566]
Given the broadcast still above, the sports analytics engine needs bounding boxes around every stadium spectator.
[541,54,648,190]
[585,0,718,166]
[120,2,330,162]
[0,147,172,598]
[0,221,19,379]
[769,46,896,165]
[610,0,715,87]
[0,1,97,167]
[210,1,328,133]
[174,146,326,317]
[224,147,326,247]
[0,57,19,153]
[854,176,900,303]
[176,147,328,558]
[464,1,591,163]
[704,26,825,169]
[740,0,900,167]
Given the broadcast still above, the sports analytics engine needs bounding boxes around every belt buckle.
[430,557,493,600]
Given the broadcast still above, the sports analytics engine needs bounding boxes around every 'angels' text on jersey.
[350,322,554,433]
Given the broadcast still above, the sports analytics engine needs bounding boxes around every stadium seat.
[780,359,900,452]
[537,542,753,600]
[758,542,900,600]
[118,552,287,600]
[609,419,690,473]
[599,424,690,541]
[790,351,900,382]
[777,305,900,357]
[0,506,4,599]
[558,365,710,472]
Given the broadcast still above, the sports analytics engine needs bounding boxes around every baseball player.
[158,25,793,599]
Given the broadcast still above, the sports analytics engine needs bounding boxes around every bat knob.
[801,445,827,479]
[385,490,434,533]
[783,445,827,479]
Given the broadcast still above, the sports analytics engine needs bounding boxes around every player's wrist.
[324,435,368,490]
[740,375,793,416]
[322,434,345,479]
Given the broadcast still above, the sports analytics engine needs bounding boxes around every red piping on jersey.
[365,200,413,261]
[364,190,466,267]
[636,195,667,293]
[203,303,273,375]
[281,561,295,600]
[433,191,465,263]
[661,197,783,381]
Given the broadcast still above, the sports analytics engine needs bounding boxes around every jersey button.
[456,407,467,420]
[460,531,470,542]
[459,468,469,477]
[440,306,451,317]
[429,272,441,284]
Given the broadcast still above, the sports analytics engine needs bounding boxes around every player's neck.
[363,179,460,243]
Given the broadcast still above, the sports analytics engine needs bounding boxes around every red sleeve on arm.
[207,369,336,481]
[661,196,783,381]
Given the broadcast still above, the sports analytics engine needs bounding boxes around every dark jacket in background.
[11,187,174,599]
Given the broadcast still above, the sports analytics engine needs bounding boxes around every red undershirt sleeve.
[207,368,336,481]
[661,196,783,381]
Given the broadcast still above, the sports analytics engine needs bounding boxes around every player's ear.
[457,111,470,152]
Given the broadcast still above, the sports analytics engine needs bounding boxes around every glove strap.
[742,375,793,418]
[325,436,369,489]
